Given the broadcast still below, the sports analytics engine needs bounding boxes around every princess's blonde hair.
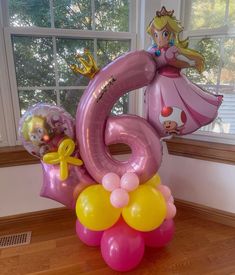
[22,116,48,141]
[147,9,204,72]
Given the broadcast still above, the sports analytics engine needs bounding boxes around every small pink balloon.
[110,188,129,208]
[76,219,103,246]
[166,202,177,220]
[102,172,120,191]
[120,172,139,191]
[168,195,174,203]
[157,184,172,200]
[101,219,145,272]
[143,219,175,248]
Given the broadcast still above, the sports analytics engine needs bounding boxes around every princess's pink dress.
[145,45,223,137]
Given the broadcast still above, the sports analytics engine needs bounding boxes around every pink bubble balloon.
[18,103,75,158]
[166,202,177,220]
[76,219,103,246]
[143,219,175,248]
[101,219,145,272]
[102,173,120,191]
[110,188,129,208]
[157,185,172,200]
[120,172,139,191]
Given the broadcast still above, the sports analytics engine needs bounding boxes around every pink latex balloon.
[145,47,223,137]
[120,172,139,191]
[76,219,103,246]
[157,184,172,200]
[101,219,145,272]
[102,173,120,191]
[166,202,177,220]
[110,188,129,208]
[76,50,162,184]
[168,195,174,204]
[40,160,94,209]
[143,219,175,248]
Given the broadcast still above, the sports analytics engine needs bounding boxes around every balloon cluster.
[18,104,94,208]
[18,6,222,272]
[76,174,176,271]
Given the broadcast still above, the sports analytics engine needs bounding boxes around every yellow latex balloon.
[122,185,166,232]
[144,174,161,188]
[76,185,121,231]
[43,138,83,181]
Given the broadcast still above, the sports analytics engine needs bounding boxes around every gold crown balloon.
[70,49,100,79]
[156,6,174,17]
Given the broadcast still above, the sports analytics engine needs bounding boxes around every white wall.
[1,145,235,217]
[0,164,62,217]
[159,144,235,214]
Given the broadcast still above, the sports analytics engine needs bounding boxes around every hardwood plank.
[0,209,235,275]
[175,198,235,227]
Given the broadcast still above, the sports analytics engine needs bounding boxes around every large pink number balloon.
[77,51,161,183]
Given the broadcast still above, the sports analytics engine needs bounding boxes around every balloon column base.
[76,217,175,272]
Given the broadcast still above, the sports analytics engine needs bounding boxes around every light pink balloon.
[166,202,177,220]
[110,188,129,208]
[157,184,172,200]
[168,195,174,204]
[120,172,139,191]
[102,172,120,191]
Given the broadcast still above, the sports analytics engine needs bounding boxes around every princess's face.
[150,26,171,48]
[29,127,47,145]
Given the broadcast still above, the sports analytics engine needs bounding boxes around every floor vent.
[0,231,32,249]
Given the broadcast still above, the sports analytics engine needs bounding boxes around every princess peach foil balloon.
[145,7,223,137]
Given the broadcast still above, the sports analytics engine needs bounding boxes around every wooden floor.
[0,209,235,275]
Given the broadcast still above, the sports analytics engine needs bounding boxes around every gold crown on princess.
[70,49,100,79]
[156,6,174,17]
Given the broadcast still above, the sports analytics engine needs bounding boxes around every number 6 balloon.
[76,50,162,183]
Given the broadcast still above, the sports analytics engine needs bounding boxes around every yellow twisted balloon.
[43,138,83,181]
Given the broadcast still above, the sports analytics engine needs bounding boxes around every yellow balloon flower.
[122,185,166,232]
[144,173,161,188]
[43,138,83,181]
[76,185,121,231]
